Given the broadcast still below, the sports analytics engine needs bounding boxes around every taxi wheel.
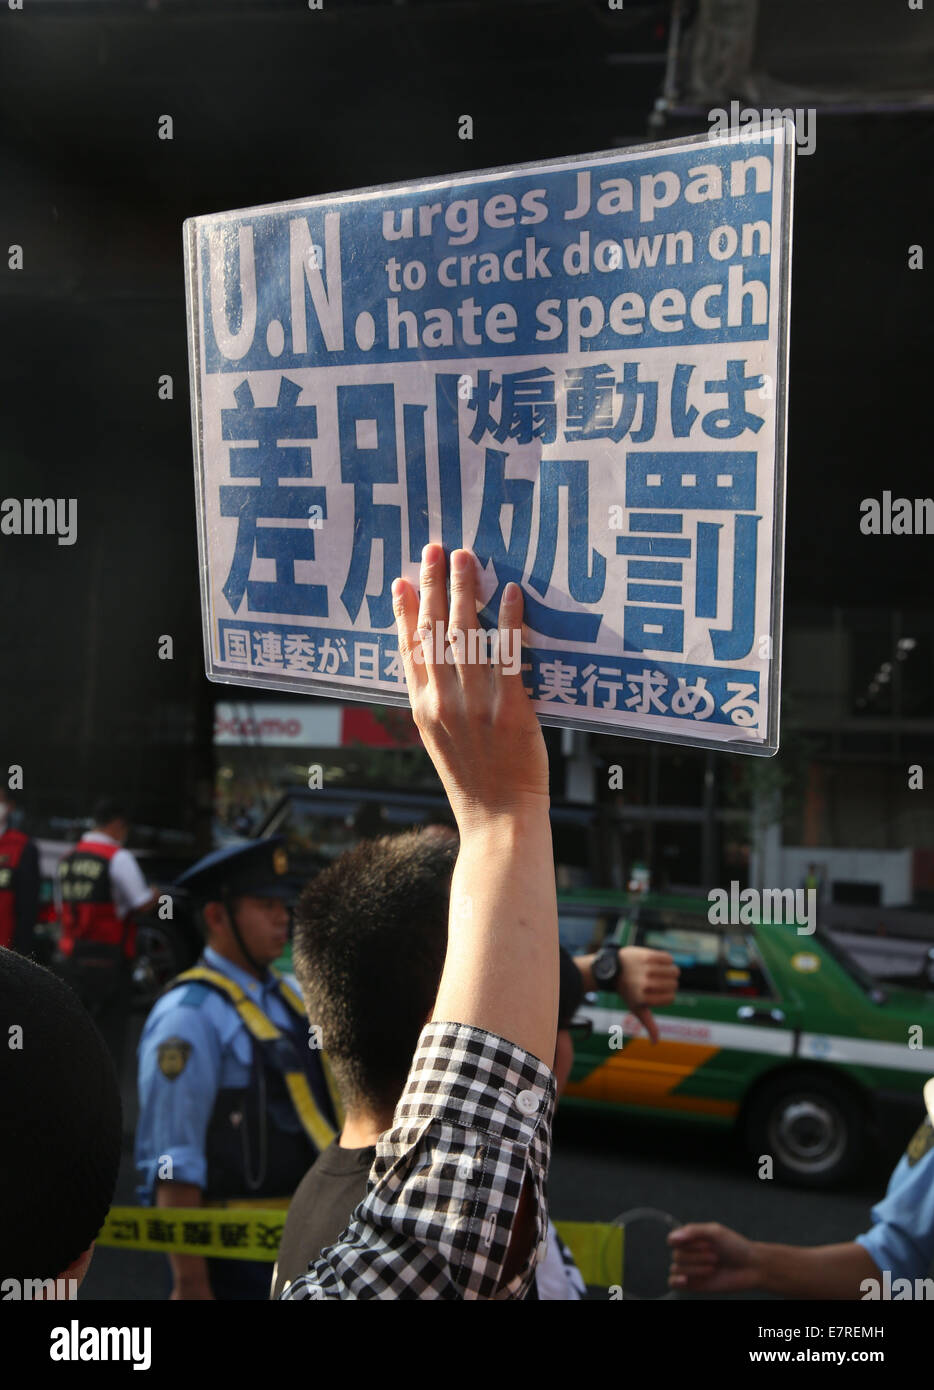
[744,1072,866,1187]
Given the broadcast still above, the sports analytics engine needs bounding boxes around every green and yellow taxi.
[560,893,934,1187]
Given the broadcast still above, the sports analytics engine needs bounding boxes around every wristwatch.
[590,944,621,991]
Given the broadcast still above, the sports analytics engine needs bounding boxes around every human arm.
[281,546,558,1299]
[852,1134,934,1284]
[156,1181,214,1300]
[397,544,555,1277]
[110,849,160,918]
[280,1020,555,1300]
[135,997,223,1299]
[575,946,680,1043]
[671,1130,934,1298]
[668,1222,881,1298]
[397,545,557,1062]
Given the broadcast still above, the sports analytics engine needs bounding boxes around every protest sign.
[185,125,793,753]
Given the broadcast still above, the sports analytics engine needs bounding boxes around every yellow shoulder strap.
[269,968,346,1129]
[281,1074,338,1153]
[171,966,279,1040]
[270,969,306,1018]
[169,966,338,1151]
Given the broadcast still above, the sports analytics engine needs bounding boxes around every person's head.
[293,828,458,1116]
[176,837,298,977]
[92,798,129,844]
[202,895,290,969]
[0,785,14,830]
[0,948,122,1289]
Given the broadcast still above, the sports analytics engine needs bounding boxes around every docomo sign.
[213,702,343,747]
[215,714,302,740]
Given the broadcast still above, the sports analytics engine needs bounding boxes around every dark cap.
[558,945,584,1029]
[175,836,297,903]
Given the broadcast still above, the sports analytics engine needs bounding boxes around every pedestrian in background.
[0,784,39,958]
[57,798,158,1076]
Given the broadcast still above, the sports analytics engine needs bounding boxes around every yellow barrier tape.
[554,1220,624,1288]
[98,1206,624,1285]
[96,1206,287,1262]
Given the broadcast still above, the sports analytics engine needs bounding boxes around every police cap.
[175,837,297,903]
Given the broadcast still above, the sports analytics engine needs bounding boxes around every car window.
[637,926,722,993]
[814,925,886,1000]
[274,802,364,867]
[267,798,456,870]
[559,912,617,955]
[721,932,773,999]
[633,907,780,1000]
[381,803,448,825]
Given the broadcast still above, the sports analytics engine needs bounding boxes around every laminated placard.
[185,125,793,753]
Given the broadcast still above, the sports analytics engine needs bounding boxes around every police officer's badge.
[157,1036,192,1081]
[906,1116,934,1167]
[273,847,288,876]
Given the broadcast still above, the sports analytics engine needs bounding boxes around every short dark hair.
[92,798,127,829]
[292,829,458,1113]
[0,949,122,1280]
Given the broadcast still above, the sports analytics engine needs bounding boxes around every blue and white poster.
[185,127,793,754]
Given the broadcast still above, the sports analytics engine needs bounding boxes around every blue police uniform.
[855,1078,934,1287]
[134,840,340,1300]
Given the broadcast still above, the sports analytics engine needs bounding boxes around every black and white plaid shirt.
[278,1021,556,1299]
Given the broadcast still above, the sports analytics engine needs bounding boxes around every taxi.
[561,893,934,1187]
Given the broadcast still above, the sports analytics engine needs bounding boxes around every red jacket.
[0,828,31,950]
[58,838,135,958]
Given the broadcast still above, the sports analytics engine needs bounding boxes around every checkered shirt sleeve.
[279,1021,556,1300]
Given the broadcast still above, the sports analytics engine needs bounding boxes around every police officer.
[668,1076,934,1296]
[0,786,39,957]
[57,798,158,1076]
[135,838,341,1301]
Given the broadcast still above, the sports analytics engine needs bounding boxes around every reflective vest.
[58,838,133,957]
[0,828,29,950]
[165,963,344,1202]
